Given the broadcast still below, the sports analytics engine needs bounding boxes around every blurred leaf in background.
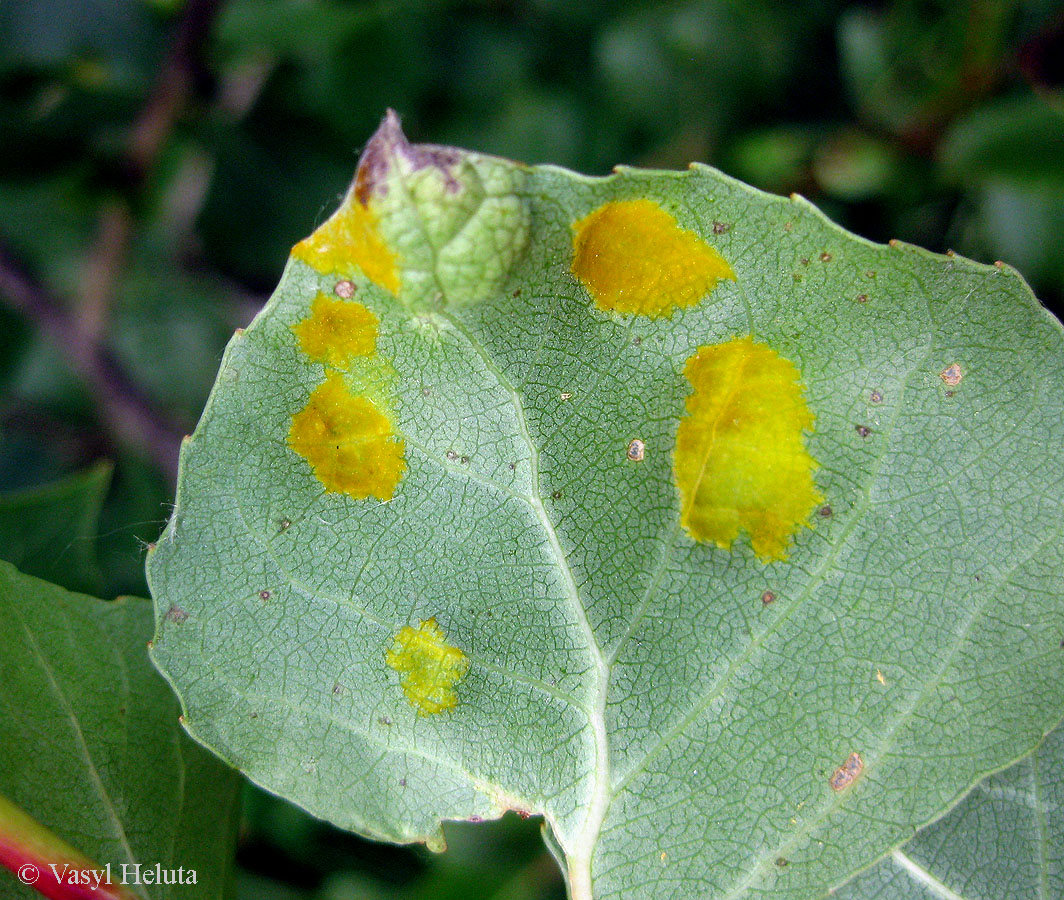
[1,1,1063,897]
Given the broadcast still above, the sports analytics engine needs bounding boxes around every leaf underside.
[835,723,1063,900]
[147,114,1064,900]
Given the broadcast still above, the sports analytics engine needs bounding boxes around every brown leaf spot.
[334,280,356,299]
[940,363,963,386]
[259,590,271,601]
[830,752,864,790]
[627,438,646,462]
[856,424,872,438]
[870,390,883,404]
[560,392,572,401]
[165,605,189,624]
[775,858,788,867]
[817,505,832,518]
[855,293,869,303]
[712,221,730,235]
[761,590,776,606]
[819,251,832,262]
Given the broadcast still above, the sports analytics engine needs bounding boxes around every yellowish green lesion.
[570,199,734,318]
[386,617,470,715]
[673,336,822,561]
[292,198,400,295]
[292,293,379,368]
[288,372,405,501]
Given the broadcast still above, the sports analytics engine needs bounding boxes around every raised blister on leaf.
[673,336,822,560]
[571,199,734,317]
[288,372,405,500]
[292,293,379,367]
[386,617,470,715]
[303,111,530,310]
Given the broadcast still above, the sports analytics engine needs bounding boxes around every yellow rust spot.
[292,293,379,368]
[288,372,405,500]
[292,199,400,294]
[386,617,470,715]
[571,199,734,317]
[673,336,822,561]
[829,752,864,791]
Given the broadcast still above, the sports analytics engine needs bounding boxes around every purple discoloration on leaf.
[354,110,465,205]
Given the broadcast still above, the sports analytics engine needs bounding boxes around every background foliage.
[1,1,1062,898]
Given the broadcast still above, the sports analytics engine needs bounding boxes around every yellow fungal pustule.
[673,336,822,561]
[571,199,734,317]
[288,372,405,500]
[292,199,400,295]
[386,617,469,715]
[292,293,379,368]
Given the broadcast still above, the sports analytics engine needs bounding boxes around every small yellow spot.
[292,293,379,368]
[571,199,734,317]
[288,373,405,500]
[386,617,470,715]
[673,337,822,561]
[876,669,886,685]
[292,198,400,294]
[940,363,963,386]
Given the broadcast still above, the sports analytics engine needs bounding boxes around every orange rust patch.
[571,199,734,317]
[673,337,822,561]
[292,293,379,368]
[292,200,400,294]
[288,372,405,500]
[940,363,963,387]
[829,752,864,791]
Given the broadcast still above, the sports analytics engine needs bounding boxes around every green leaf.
[0,561,241,898]
[147,113,1064,900]
[833,722,1064,899]
[940,95,1064,191]
[0,460,112,594]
